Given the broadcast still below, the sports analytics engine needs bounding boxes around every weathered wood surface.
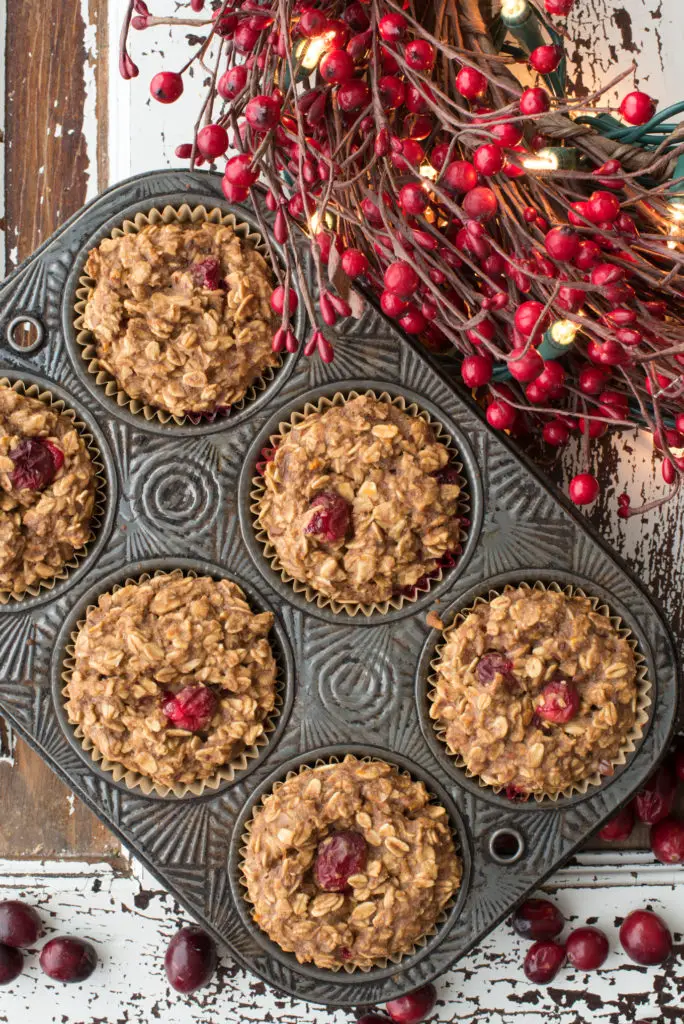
[0,853,680,1023]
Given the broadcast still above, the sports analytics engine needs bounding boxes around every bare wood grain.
[0,0,116,859]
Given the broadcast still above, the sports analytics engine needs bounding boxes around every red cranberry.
[305,491,351,542]
[404,39,435,71]
[314,831,367,891]
[543,420,570,447]
[587,190,620,224]
[463,186,498,221]
[492,121,523,147]
[524,941,566,983]
[535,678,580,724]
[378,75,405,110]
[10,438,61,491]
[487,399,516,431]
[270,285,298,315]
[190,257,222,291]
[473,143,503,176]
[0,902,42,948]
[218,65,247,100]
[245,94,280,131]
[212,9,237,35]
[520,87,550,115]
[384,261,418,297]
[398,183,427,217]
[511,899,564,941]
[0,946,22,985]
[545,0,574,12]
[381,291,408,318]
[566,927,609,971]
[222,181,249,203]
[651,817,684,864]
[569,473,599,506]
[224,154,258,188]
[461,354,492,388]
[163,686,217,732]
[320,48,354,84]
[529,44,562,75]
[620,910,672,965]
[341,249,368,278]
[635,764,676,825]
[196,124,228,160]
[164,926,217,993]
[599,802,635,841]
[515,300,549,337]
[385,983,437,1024]
[399,308,427,335]
[619,91,656,126]
[509,347,544,383]
[443,160,478,193]
[299,9,328,36]
[39,937,97,983]
[378,12,407,41]
[476,652,513,685]
[455,67,487,100]
[578,367,607,395]
[343,2,369,30]
[175,143,193,159]
[150,72,183,104]
[546,227,579,262]
[337,79,371,112]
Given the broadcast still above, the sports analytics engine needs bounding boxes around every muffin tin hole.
[6,315,45,353]
[488,828,525,865]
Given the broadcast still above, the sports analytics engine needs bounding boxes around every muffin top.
[257,395,462,606]
[82,220,278,417]
[0,387,96,595]
[242,756,461,970]
[430,586,639,798]
[65,573,277,789]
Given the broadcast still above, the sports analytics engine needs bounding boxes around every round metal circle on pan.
[227,743,472,1005]
[59,194,307,436]
[50,557,295,801]
[415,569,657,811]
[237,379,484,626]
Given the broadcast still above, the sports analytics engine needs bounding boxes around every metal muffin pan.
[0,170,678,1007]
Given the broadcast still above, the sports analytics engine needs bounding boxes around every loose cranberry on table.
[164,926,217,994]
[511,898,564,941]
[523,940,566,984]
[39,936,97,983]
[163,685,217,733]
[0,945,23,985]
[314,831,367,892]
[565,927,609,970]
[635,763,676,825]
[598,802,635,842]
[385,982,437,1024]
[0,900,42,947]
[619,910,672,966]
[651,817,684,864]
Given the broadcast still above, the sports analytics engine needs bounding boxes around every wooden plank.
[0,0,115,859]
[0,852,679,1023]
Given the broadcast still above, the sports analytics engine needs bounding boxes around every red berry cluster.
[512,894,673,985]
[119,0,683,518]
[600,745,684,865]
[0,899,96,985]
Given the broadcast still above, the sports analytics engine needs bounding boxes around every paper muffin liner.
[59,567,284,799]
[73,203,283,426]
[250,389,471,618]
[0,377,107,605]
[427,580,652,803]
[238,752,462,973]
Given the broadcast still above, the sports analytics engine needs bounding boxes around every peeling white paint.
[0,853,679,1024]
[79,0,99,199]
[0,0,6,279]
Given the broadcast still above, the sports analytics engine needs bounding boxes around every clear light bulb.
[501,0,530,19]
[550,319,579,346]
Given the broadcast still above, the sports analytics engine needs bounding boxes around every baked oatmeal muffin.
[257,395,462,606]
[65,573,278,789]
[81,220,278,417]
[242,756,461,970]
[0,387,96,595]
[430,586,639,799]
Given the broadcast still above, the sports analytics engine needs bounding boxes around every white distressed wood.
[0,853,680,1023]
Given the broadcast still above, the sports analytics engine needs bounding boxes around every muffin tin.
[0,170,678,1007]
